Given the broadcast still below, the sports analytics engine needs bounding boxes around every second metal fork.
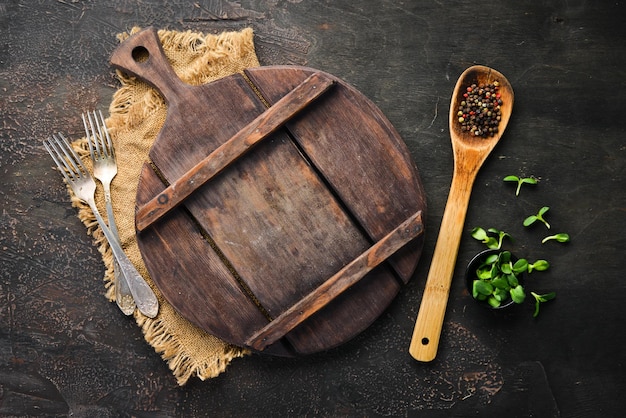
[44,132,159,318]
[82,110,135,316]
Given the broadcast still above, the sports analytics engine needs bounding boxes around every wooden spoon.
[409,65,514,361]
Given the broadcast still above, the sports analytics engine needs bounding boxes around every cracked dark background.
[1,1,625,417]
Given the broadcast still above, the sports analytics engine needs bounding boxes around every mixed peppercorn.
[457,81,503,137]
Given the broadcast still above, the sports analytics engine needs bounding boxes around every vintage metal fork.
[43,133,159,318]
[82,110,134,316]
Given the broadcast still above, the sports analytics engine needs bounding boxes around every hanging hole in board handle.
[132,46,149,63]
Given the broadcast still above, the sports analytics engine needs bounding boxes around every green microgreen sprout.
[470,172,564,318]
[471,250,528,308]
[531,291,556,317]
[542,233,570,244]
[503,175,538,196]
[523,206,551,229]
[471,227,511,250]
[527,259,550,273]
[470,253,551,309]
[469,228,553,311]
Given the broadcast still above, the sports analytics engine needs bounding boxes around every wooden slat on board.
[245,66,427,283]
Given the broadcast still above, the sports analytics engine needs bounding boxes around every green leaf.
[471,227,488,241]
[538,206,550,216]
[500,262,513,275]
[476,266,492,280]
[487,296,501,308]
[510,285,526,304]
[471,227,507,249]
[503,175,519,182]
[523,215,537,227]
[485,237,499,249]
[541,292,556,302]
[513,259,528,274]
[473,280,493,296]
[528,260,550,272]
[555,233,570,242]
[492,276,509,289]
[521,178,538,185]
[485,254,499,264]
[531,291,556,302]
[489,263,500,279]
[499,251,512,263]
[506,273,519,287]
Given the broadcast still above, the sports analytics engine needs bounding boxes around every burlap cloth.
[70,27,260,385]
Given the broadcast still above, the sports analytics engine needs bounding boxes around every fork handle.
[103,188,121,244]
[103,188,135,315]
[87,198,159,318]
[114,263,136,315]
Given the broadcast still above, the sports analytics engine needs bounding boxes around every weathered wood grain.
[246,65,428,282]
[118,29,425,354]
[135,71,336,230]
[246,210,423,351]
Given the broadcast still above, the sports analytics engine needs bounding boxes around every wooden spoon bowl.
[449,65,514,164]
[409,65,514,362]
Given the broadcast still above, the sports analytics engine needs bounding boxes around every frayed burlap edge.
[68,26,261,385]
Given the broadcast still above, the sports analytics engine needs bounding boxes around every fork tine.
[97,110,114,158]
[56,133,89,178]
[82,113,97,162]
[91,110,113,159]
[49,133,91,183]
[90,111,104,157]
[44,136,73,185]
[52,135,79,177]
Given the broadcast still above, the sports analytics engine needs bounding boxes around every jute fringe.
[68,27,260,385]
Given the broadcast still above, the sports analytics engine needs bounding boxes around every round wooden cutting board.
[111,28,427,356]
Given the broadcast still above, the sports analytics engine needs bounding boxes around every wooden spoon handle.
[409,169,476,361]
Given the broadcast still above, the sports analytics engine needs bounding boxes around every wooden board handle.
[135,71,336,231]
[246,210,424,351]
[110,27,187,100]
[408,171,475,361]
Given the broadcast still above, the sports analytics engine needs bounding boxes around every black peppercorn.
[458,81,503,138]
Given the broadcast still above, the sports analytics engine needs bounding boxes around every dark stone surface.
[1,1,624,416]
